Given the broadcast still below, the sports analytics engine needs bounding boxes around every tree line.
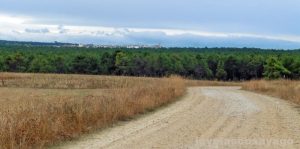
[0,45,300,80]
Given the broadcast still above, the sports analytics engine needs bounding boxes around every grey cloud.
[92,28,131,37]
[25,28,50,34]
[57,25,69,34]
[12,30,21,34]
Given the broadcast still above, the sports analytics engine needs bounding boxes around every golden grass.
[242,80,300,105]
[0,73,185,149]
[185,79,240,87]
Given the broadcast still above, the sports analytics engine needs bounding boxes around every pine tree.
[263,57,291,79]
[216,61,227,81]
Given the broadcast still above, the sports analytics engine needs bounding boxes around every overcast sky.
[0,0,300,49]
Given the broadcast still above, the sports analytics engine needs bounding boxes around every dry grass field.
[242,80,300,105]
[0,73,185,149]
[2,73,298,149]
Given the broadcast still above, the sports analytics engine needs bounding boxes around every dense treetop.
[0,45,300,80]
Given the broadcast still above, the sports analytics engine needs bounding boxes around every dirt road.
[55,87,300,149]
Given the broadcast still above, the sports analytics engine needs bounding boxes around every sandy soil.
[54,87,300,149]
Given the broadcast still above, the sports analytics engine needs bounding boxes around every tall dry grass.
[185,79,240,87]
[0,73,185,149]
[242,80,300,104]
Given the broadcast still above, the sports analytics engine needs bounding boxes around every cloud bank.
[0,14,300,49]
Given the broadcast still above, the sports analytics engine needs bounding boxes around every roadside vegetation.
[0,73,185,149]
[242,80,300,105]
[0,46,300,80]
[185,80,240,87]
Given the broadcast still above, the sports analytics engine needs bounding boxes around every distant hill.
[0,40,79,47]
[0,39,299,51]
